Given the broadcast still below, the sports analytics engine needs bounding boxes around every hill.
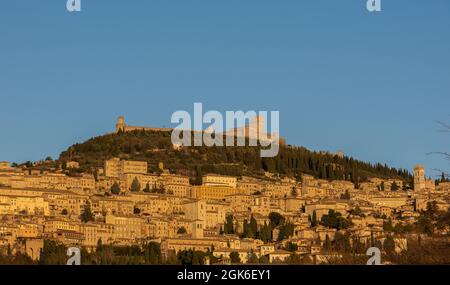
[58,129,412,186]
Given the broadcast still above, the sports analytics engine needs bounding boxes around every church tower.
[414,164,425,191]
[116,116,125,133]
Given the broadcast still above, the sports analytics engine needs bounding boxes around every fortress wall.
[123,126,173,132]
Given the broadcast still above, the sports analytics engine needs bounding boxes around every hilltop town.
[0,119,449,265]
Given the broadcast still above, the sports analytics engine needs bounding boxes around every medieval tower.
[414,164,426,191]
[116,116,125,133]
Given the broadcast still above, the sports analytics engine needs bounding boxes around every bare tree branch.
[429,120,449,177]
[437,121,450,133]
[426,152,450,161]
[432,168,450,179]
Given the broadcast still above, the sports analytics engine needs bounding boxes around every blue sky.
[0,0,449,177]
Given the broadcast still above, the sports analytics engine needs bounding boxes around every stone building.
[414,165,426,191]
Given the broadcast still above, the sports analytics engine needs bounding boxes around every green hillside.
[58,129,413,186]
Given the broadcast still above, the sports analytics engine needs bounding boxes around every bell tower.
[414,164,425,191]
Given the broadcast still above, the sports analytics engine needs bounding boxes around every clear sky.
[1,0,449,178]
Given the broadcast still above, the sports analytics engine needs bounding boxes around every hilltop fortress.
[115,116,286,146]
[115,116,173,133]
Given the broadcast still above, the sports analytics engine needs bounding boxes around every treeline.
[286,235,450,265]
[223,212,294,243]
[37,240,163,265]
[0,239,204,265]
[312,209,352,230]
[58,129,412,184]
[382,201,450,236]
[266,147,412,185]
[436,172,450,185]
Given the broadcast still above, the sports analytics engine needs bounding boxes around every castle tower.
[414,164,425,191]
[116,116,125,133]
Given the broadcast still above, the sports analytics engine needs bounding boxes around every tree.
[242,220,249,238]
[177,227,187,235]
[324,234,331,251]
[229,252,241,264]
[391,181,399,191]
[111,182,121,195]
[340,190,351,200]
[311,210,318,227]
[130,177,141,192]
[144,242,162,265]
[224,215,234,234]
[383,218,394,232]
[380,181,385,191]
[383,235,396,255]
[249,215,258,238]
[247,251,259,264]
[321,210,351,230]
[278,222,294,241]
[349,206,364,217]
[287,253,312,265]
[258,255,270,264]
[143,183,151,193]
[259,222,272,243]
[286,242,298,252]
[39,240,67,265]
[80,202,94,223]
[268,212,285,228]
[96,238,103,252]
[425,201,439,219]
[291,187,298,197]
[417,215,434,235]
[334,232,351,253]
[437,207,450,229]
[178,250,206,265]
